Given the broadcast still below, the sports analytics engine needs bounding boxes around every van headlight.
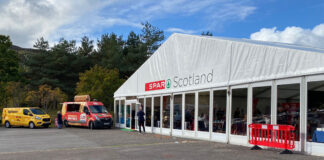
[35,116,42,120]
[94,115,100,120]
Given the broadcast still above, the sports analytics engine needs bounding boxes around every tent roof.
[114,33,324,97]
[202,35,324,54]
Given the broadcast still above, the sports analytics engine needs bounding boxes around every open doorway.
[131,103,136,129]
[125,100,141,130]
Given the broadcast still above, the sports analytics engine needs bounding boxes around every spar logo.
[145,79,171,91]
[145,80,165,91]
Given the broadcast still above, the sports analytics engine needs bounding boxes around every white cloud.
[250,24,324,49]
[166,28,196,34]
[0,0,256,48]
[0,0,109,47]
[210,2,256,22]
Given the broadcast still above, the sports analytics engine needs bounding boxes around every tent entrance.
[125,100,141,130]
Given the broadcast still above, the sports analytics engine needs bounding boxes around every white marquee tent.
[115,33,324,97]
[114,33,324,156]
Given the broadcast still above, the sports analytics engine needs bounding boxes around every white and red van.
[61,95,113,129]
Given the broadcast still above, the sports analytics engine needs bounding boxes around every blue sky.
[0,0,323,48]
[104,0,324,38]
[227,0,324,37]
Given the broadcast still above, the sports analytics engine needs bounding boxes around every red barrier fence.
[248,124,295,153]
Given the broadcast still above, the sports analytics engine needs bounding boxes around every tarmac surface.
[0,127,323,160]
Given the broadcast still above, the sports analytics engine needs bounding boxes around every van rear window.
[67,104,80,112]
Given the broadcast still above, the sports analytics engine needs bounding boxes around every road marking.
[0,140,201,155]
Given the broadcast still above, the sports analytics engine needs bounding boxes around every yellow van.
[2,107,51,128]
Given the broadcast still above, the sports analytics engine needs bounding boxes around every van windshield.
[89,105,108,114]
[30,109,46,115]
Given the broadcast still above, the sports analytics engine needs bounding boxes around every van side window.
[23,109,29,115]
[66,104,81,112]
[83,107,89,113]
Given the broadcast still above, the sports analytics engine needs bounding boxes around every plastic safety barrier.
[248,124,295,154]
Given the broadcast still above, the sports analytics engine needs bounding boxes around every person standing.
[137,106,145,133]
[57,111,63,129]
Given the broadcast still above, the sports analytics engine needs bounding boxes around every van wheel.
[89,121,94,130]
[5,121,11,128]
[29,122,35,129]
[64,120,69,127]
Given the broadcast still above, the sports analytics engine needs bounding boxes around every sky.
[0,0,323,49]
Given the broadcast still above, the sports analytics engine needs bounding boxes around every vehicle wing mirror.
[86,111,90,115]
[28,113,33,116]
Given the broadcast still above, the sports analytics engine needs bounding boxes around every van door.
[66,104,81,126]
[8,109,18,126]
[8,110,16,126]
[81,106,90,126]
[22,109,32,126]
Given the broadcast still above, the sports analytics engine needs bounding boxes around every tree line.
[0,22,164,112]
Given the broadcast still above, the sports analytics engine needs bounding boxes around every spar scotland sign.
[145,70,213,92]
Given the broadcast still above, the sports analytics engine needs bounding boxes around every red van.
[61,95,113,129]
